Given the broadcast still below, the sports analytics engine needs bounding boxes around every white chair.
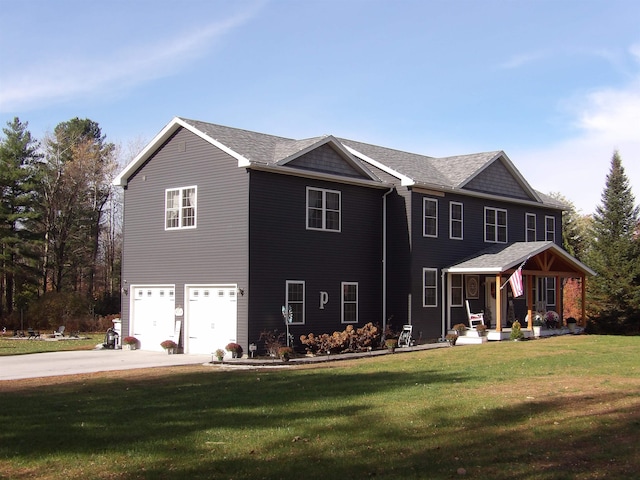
[465,301,484,329]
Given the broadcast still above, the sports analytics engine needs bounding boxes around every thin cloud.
[499,51,548,69]
[0,5,262,112]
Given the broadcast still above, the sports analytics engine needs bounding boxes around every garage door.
[186,285,237,355]
[131,286,176,352]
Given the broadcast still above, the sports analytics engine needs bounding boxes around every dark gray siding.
[121,127,249,346]
[247,169,383,351]
[408,189,563,339]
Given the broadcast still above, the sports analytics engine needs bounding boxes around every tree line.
[0,117,121,331]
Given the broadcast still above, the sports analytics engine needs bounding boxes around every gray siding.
[121,127,249,346]
[247,169,383,351]
[464,160,532,200]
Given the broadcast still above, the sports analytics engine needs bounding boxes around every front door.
[485,278,507,329]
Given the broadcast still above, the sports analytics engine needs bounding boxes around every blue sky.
[1,0,639,214]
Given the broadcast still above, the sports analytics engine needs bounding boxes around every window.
[286,281,305,324]
[545,278,556,307]
[451,274,463,307]
[545,216,556,242]
[449,202,463,240]
[485,207,507,243]
[307,187,341,232]
[341,282,358,323]
[423,198,438,237]
[165,186,197,230]
[526,213,537,242]
[423,268,438,307]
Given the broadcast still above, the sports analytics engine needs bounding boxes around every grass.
[0,334,102,356]
[0,335,639,479]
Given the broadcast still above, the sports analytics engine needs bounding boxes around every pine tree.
[587,151,640,332]
[0,118,42,316]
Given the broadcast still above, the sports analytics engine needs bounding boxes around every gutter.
[382,187,394,338]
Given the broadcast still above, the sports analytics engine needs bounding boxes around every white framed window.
[165,186,197,230]
[423,268,438,307]
[341,282,358,324]
[423,198,438,237]
[449,202,463,240]
[545,215,556,242]
[286,280,305,324]
[526,213,537,242]
[484,207,507,243]
[450,274,463,307]
[307,187,341,232]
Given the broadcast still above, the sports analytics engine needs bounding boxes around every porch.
[451,324,585,344]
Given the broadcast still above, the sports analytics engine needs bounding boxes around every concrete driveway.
[0,349,212,381]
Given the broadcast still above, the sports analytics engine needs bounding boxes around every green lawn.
[0,334,102,355]
[1,335,639,479]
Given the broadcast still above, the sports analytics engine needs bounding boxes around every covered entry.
[130,286,176,352]
[185,285,238,355]
[444,241,595,338]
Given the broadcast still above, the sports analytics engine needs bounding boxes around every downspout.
[441,270,447,340]
[382,188,394,338]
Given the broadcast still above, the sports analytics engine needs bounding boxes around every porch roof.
[443,241,596,277]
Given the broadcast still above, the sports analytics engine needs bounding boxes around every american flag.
[509,267,524,297]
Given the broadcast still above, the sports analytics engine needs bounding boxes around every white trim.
[422,268,438,307]
[526,212,537,242]
[344,145,415,186]
[341,281,359,324]
[306,186,341,232]
[423,198,438,238]
[484,206,508,243]
[165,185,197,230]
[449,201,464,240]
[285,280,306,325]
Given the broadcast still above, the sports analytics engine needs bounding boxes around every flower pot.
[167,348,175,355]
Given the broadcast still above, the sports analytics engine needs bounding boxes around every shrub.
[300,322,381,354]
[278,346,293,360]
[259,329,285,357]
[510,321,524,340]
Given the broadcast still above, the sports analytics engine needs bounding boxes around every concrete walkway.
[0,349,212,381]
[0,342,450,381]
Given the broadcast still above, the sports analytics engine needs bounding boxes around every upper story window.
[165,186,197,230]
[341,282,358,324]
[545,216,556,242]
[485,207,507,243]
[286,280,305,324]
[449,202,463,240]
[526,213,537,242]
[307,187,341,232]
[423,198,438,237]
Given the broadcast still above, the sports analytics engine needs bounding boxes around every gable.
[286,143,371,180]
[463,159,533,201]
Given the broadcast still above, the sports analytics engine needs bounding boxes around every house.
[113,117,594,354]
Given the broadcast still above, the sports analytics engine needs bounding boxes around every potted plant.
[160,339,178,354]
[452,323,467,335]
[510,321,524,341]
[545,310,559,329]
[385,338,398,352]
[445,333,458,346]
[566,317,577,333]
[475,324,487,336]
[123,336,138,350]
[532,315,544,338]
[225,342,243,358]
[278,346,294,362]
[215,348,225,361]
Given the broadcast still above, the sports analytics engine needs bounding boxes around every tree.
[586,151,640,332]
[0,118,42,316]
[38,118,116,295]
[549,192,592,261]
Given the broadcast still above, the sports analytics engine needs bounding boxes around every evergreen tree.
[0,118,42,316]
[587,151,640,332]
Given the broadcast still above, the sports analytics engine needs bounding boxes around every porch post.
[495,274,502,332]
[555,275,561,319]
[581,276,587,326]
[526,273,533,329]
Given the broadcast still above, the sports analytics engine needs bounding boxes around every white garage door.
[131,286,176,352]
[186,285,237,355]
